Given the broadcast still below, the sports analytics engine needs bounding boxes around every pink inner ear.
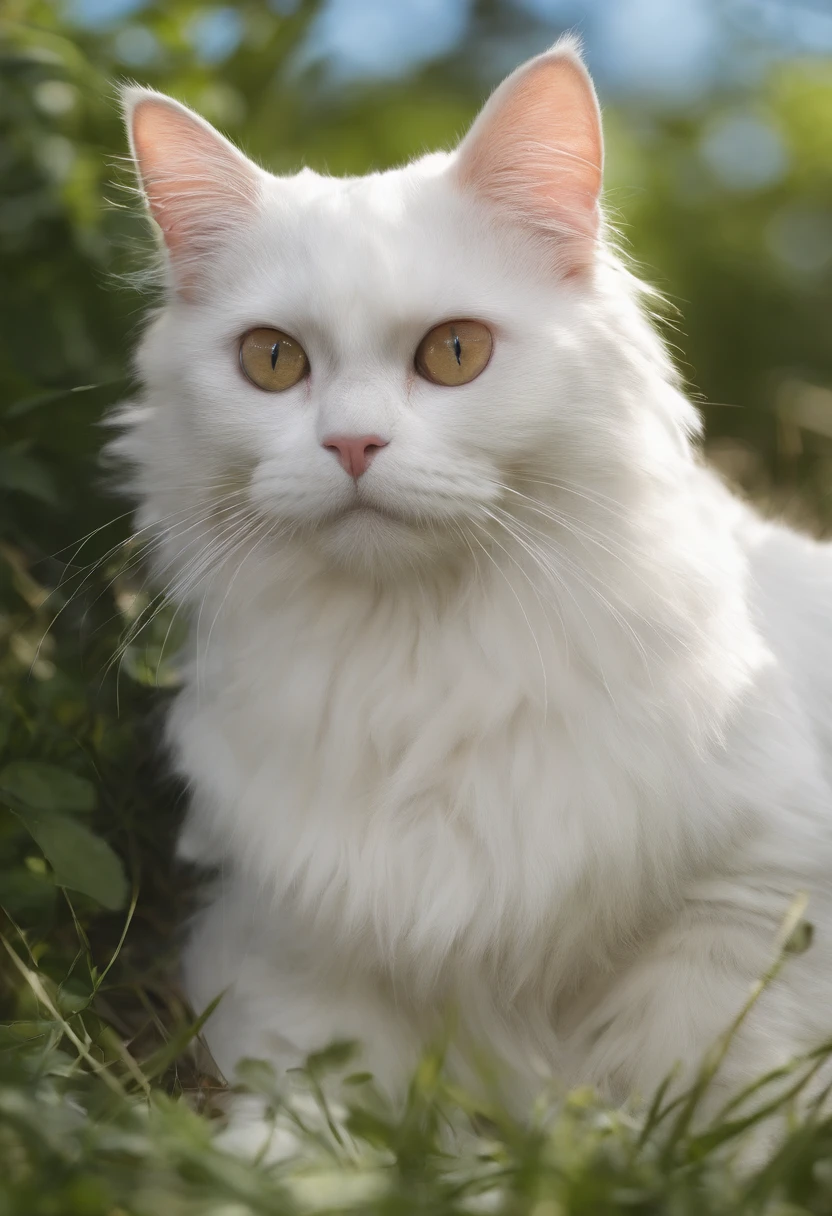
[127,92,261,279]
[456,48,603,250]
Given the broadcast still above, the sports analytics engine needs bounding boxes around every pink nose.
[322,434,388,479]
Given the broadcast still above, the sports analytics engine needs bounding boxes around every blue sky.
[68,0,832,99]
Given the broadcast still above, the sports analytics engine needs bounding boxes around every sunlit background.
[2,4,832,1205]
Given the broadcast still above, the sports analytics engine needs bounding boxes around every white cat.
[115,38,832,1126]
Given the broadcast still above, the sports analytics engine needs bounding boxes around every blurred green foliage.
[3,0,832,1210]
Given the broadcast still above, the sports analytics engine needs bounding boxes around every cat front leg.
[567,910,812,1120]
[182,887,423,1156]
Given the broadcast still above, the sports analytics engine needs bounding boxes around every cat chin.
[311,507,457,575]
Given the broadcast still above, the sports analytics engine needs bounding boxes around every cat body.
[115,41,832,1117]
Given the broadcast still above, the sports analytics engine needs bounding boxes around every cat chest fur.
[173,573,712,989]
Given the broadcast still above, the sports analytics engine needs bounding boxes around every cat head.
[120,39,690,587]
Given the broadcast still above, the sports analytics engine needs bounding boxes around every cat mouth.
[335,500,406,524]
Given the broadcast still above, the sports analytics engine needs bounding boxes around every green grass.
[4,882,832,1215]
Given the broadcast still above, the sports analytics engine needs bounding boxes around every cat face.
[123,40,634,580]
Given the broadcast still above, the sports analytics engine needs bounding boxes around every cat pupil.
[270,342,280,371]
[453,333,462,365]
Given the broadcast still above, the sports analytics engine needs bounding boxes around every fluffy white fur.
[113,41,832,1128]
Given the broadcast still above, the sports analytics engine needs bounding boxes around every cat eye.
[415,320,493,387]
[239,327,309,392]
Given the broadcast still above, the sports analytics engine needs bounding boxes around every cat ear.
[122,86,264,295]
[454,37,603,272]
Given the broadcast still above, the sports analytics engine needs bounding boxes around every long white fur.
[113,40,832,1129]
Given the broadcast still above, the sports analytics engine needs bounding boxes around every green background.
[3,1,832,1211]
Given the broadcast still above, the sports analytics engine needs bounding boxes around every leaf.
[0,445,58,504]
[5,379,126,418]
[0,761,96,813]
[10,806,127,910]
[304,1040,359,1076]
[234,1057,278,1094]
[343,1072,374,1087]
[0,865,57,919]
[784,919,815,954]
[139,992,225,1084]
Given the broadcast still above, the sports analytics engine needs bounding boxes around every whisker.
[29,500,231,676]
[466,520,550,717]
[62,496,253,646]
[511,474,630,514]
[478,508,617,696]
[495,505,657,679]
[480,504,656,702]
[200,520,277,685]
[104,505,262,687]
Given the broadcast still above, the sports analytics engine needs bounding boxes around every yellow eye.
[239,327,309,392]
[415,319,493,387]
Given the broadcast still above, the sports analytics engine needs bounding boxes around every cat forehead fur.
[153,151,568,373]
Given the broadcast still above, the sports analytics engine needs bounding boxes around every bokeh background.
[2,0,832,1198]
